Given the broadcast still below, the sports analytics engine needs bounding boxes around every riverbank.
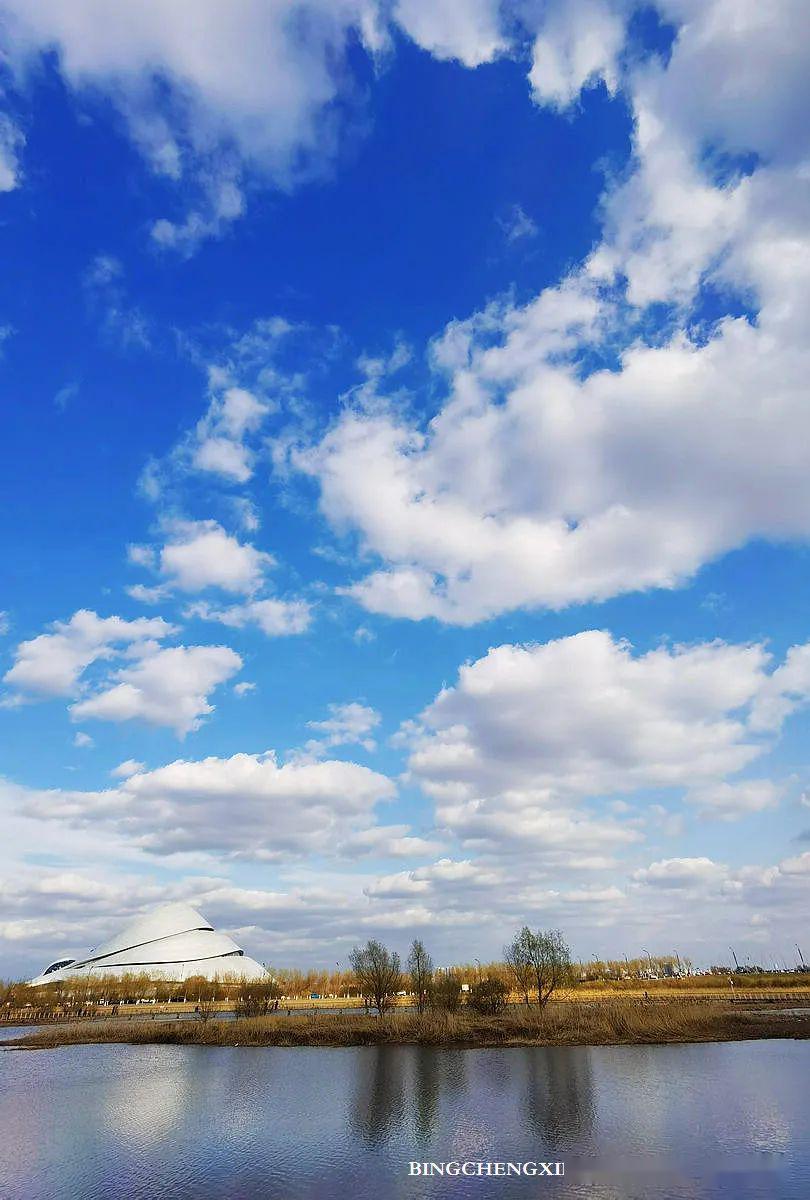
[5,985,809,1029]
[7,998,810,1050]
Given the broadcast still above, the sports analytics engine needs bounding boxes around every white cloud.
[139,323,302,503]
[70,644,242,736]
[336,824,442,859]
[403,632,810,855]
[1,1,389,247]
[392,0,505,68]
[210,385,269,439]
[632,857,728,889]
[303,701,381,757]
[157,519,273,594]
[288,2,810,626]
[528,0,624,110]
[13,750,396,860]
[83,254,151,348]
[72,731,94,749]
[190,386,270,483]
[125,583,172,606]
[186,597,312,637]
[192,436,253,483]
[0,611,10,636]
[233,681,256,699]
[110,759,145,778]
[499,203,538,243]
[0,2,646,248]
[0,112,24,191]
[409,632,774,796]
[3,610,176,697]
[686,780,781,819]
[126,543,156,569]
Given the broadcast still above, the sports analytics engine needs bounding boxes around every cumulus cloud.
[2,832,809,974]
[528,0,624,110]
[2,610,176,697]
[336,824,442,859]
[305,701,381,754]
[288,1,810,626]
[632,857,729,889]
[392,0,506,68]
[12,750,396,860]
[402,632,810,853]
[141,519,273,594]
[191,386,270,483]
[70,644,242,736]
[0,1,644,248]
[186,597,312,638]
[0,0,387,248]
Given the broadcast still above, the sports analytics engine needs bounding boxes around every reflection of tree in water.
[350,1047,407,1146]
[522,1047,595,1153]
[412,1048,468,1147]
[350,1047,469,1147]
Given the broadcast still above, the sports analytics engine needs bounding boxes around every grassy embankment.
[7,998,810,1051]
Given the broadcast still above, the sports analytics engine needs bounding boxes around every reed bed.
[7,998,809,1051]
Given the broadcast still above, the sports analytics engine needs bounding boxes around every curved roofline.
[71,924,214,970]
[28,902,267,985]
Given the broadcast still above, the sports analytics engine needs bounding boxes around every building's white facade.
[28,902,268,985]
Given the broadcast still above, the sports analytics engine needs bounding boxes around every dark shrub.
[468,977,509,1015]
[429,973,463,1013]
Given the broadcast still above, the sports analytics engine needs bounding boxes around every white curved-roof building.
[28,902,267,985]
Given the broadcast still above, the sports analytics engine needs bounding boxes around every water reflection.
[351,1046,407,1145]
[1,1040,808,1199]
[522,1046,595,1150]
[350,1046,471,1147]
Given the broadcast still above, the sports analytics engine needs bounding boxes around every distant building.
[28,902,267,985]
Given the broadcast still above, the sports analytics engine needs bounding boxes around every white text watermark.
[408,1161,564,1178]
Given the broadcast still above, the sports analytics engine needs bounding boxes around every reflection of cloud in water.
[101,1047,197,1143]
[748,1109,791,1154]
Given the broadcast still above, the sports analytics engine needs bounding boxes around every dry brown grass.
[7,998,809,1051]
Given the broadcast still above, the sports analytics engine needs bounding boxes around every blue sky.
[2,1,810,976]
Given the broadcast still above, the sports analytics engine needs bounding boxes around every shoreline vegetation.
[6,931,810,1051]
[6,998,810,1052]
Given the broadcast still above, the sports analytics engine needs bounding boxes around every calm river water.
[1,1038,807,1199]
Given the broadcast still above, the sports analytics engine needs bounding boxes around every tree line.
[1,926,573,1018]
[349,926,572,1016]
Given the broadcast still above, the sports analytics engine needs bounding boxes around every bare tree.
[349,940,401,1016]
[407,939,434,1014]
[504,929,534,1006]
[510,927,571,1008]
